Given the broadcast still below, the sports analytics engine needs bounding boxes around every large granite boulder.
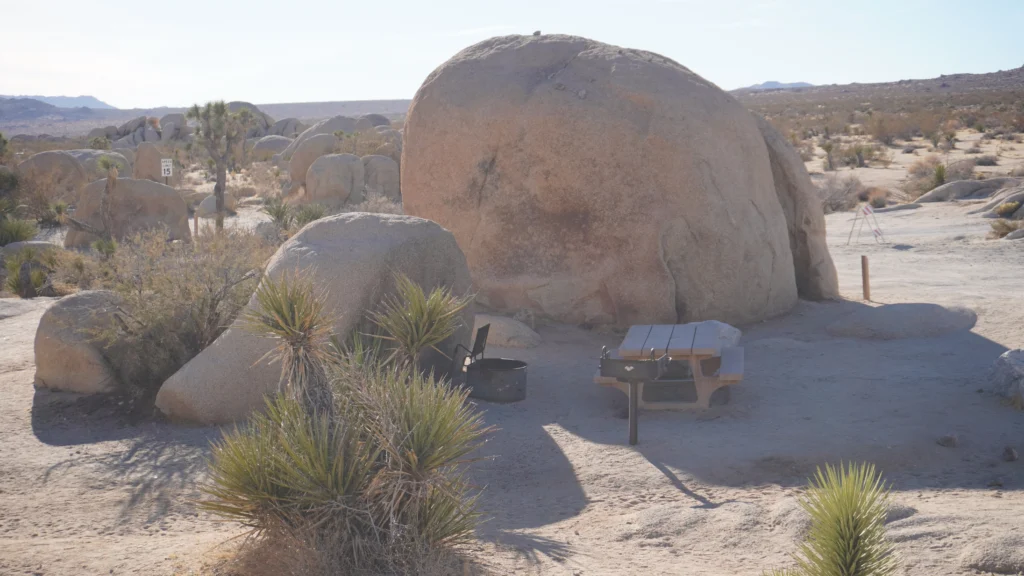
[252,135,293,161]
[64,150,132,180]
[362,155,401,200]
[155,213,473,424]
[269,118,307,138]
[64,178,191,248]
[754,116,839,300]
[288,133,337,194]
[15,151,89,203]
[133,142,182,187]
[34,290,122,394]
[402,34,826,326]
[305,154,364,206]
[281,115,358,160]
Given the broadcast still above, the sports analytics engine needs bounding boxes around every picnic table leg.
[689,356,716,409]
[628,381,639,446]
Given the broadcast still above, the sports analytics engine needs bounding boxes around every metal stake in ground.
[862,255,871,301]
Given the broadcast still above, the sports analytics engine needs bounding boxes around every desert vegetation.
[202,272,485,574]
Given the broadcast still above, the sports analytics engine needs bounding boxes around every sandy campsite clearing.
[2,200,1024,576]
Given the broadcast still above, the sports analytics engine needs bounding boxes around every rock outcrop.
[288,133,337,194]
[402,34,826,326]
[133,142,182,187]
[305,154,364,206]
[155,213,473,424]
[64,178,191,248]
[34,290,122,395]
[362,155,401,200]
[64,150,132,180]
[15,151,90,203]
[281,116,357,160]
[252,135,293,161]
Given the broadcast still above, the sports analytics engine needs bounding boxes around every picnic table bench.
[594,322,744,444]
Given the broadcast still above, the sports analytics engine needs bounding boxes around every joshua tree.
[821,141,836,171]
[187,101,253,230]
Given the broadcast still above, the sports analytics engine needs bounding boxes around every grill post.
[628,381,639,445]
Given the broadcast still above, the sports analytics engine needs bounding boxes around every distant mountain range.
[735,81,814,92]
[0,95,116,109]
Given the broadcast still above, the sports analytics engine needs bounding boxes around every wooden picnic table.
[595,322,744,445]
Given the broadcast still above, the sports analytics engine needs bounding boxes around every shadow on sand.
[469,298,1024,558]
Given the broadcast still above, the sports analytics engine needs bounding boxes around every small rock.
[937,434,959,448]
[577,89,587,99]
[987,477,1004,488]
[1003,446,1019,462]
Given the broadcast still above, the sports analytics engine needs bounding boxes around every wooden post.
[861,255,871,301]
[193,211,199,237]
[628,382,639,446]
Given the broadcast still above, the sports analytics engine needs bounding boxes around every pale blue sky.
[4,0,1022,109]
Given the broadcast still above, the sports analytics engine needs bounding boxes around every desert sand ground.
[2,199,1023,575]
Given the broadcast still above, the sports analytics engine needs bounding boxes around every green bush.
[932,163,946,189]
[990,218,1024,239]
[765,462,898,576]
[261,196,292,229]
[4,247,53,297]
[0,219,38,247]
[294,203,328,229]
[88,136,111,150]
[202,272,486,573]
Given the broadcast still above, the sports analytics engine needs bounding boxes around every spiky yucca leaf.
[201,396,377,539]
[244,270,333,413]
[0,219,37,247]
[353,362,491,545]
[369,273,472,366]
[294,203,328,228]
[261,196,292,229]
[794,462,898,576]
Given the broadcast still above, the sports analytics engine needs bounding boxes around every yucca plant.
[245,270,334,414]
[767,462,898,576]
[294,203,328,229]
[262,195,292,229]
[0,218,37,247]
[201,396,379,554]
[355,362,490,546]
[933,163,946,189]
[91,237,117,259]
[4,247,50,297]
[369,273,473,368]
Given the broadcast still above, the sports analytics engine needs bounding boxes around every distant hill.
[735,81,814,92]
[0,97,98,122]
[258,100,411,122]
[0,95,117,109]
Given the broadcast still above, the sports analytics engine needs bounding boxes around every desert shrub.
[869,195,887,209]
[975,154,998,166]
[990,219,1024,239]
[343,192,404,215]
[294,203,328,229]
[946,158,975,181]
[764,462,897,576]
[965,146,982,154]
[817,174,864,214]
[0,219,38,246]
[0,168,16,197]
[908,155,940,179]
[203,273,487,573]
[262,196,293,229]
[370,273,474,367]
[35,201,68,228]
[88,137,111,150]
[4,246,54,297]
[994,201,1021,217]
[76,229,272,402]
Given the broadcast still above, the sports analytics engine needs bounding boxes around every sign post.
[160,159,173,186]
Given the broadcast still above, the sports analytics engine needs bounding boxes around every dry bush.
[990,219,1024,239]
[63,229,273,405]
[994,201,1021,217]
[946,158,975,181]
[817,173,864,214]
[247,163,288,198]
[342,192,404,215]
[975,154,998,166]
[908,156,941,179]
[965,146,982,154]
